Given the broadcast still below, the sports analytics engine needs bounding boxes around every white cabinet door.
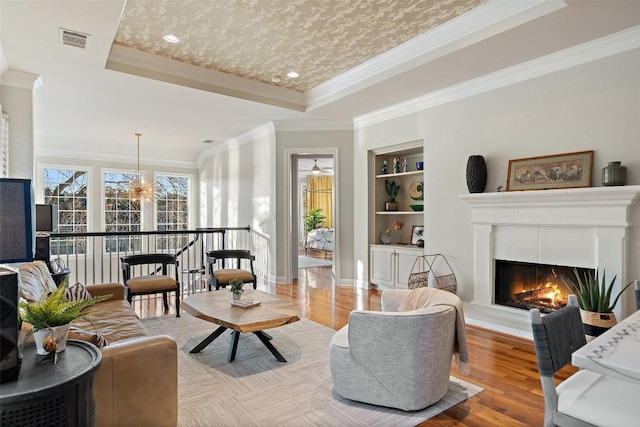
[370,246,422,288]
[395,248,421,288]
[370,246,394,287]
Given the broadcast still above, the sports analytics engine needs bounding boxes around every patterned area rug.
[142,312,482,426]
[298,255,333,269]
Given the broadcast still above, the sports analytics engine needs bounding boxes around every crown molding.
[106,45,305,111]
[36,146,196,169]
[1,70,42,90]
[197,122,275,167]
[354,24,640,129]
[273,119,353,132]
[306,0,566,111]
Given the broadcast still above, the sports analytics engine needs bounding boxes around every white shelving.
[369,141,424,288]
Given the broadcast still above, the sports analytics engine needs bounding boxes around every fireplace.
[460,186,640,337]
[494,260,594,313]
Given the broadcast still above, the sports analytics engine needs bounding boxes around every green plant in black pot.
[384,180,400,211]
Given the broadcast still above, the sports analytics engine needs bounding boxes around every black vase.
[466,155,487,193]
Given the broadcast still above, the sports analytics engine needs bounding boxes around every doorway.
[288,153,337,284]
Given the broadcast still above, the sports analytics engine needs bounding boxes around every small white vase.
[33,323,72,355]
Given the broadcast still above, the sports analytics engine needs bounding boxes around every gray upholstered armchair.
[329,288,463,411]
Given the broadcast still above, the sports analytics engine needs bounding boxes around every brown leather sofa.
[18,261,178,427]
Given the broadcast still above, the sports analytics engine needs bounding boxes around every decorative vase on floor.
[466,155,487,193]
[33,323,71,355]
[602,161,627,186]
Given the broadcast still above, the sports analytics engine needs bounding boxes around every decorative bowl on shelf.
[409,204,424,212]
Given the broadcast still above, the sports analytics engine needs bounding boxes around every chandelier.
[128,132,156,202]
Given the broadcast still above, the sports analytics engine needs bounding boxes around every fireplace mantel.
[460,185,640,227]
[459,185,640,338]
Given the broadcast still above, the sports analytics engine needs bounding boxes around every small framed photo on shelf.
[411,226,424,245]
[506,150,593,191]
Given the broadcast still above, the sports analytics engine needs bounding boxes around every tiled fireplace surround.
[460,186,640,339]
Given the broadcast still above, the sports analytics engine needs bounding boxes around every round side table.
[1,340,102,427]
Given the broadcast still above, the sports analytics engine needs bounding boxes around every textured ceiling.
[114,0,488,93]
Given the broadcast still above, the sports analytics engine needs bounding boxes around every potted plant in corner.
[20,283,110,355]
[229,278,245,301]
[562,268,634,340]
[304,208,326,232]
[385,180,400,211]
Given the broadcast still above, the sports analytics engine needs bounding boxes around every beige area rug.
[298,255,333,269]
[141,312,482,427]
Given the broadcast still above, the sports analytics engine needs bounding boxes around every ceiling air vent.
[60,28,89,49]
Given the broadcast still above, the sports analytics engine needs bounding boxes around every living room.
[2,1,640,426]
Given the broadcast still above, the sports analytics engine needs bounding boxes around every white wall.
[355,48,640,302]
[1,71,40,179]
[198,124,355,285]
[198,126,277,282]
[274,126,354,284]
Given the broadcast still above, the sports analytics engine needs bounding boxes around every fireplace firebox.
[494,260,594,313]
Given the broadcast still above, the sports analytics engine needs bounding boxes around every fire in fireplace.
[494,260,594,313]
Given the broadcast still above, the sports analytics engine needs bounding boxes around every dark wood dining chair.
[121,253,180,317]
[206,249,256,291]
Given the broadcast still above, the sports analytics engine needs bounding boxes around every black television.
[0,178,35,263]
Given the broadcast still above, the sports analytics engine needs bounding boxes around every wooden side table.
[0,340,102,427]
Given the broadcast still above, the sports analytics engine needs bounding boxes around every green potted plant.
[228,278,245,300]
[304,208,326,232]
[20,283,110,354]
[562,268,634,339]
[385,180,400,211]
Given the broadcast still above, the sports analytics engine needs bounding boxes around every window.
[156,174,190,251]
[104,171,141,253]
[43,168,88,254]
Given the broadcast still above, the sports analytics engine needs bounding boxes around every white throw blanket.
[398,287,471,375]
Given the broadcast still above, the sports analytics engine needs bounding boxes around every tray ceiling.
[113,0,488,93]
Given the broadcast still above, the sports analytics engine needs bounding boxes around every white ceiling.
[1,1,639,166]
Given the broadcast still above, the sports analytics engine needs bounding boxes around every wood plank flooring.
[134,263,577,426]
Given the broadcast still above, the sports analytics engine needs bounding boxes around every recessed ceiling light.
[163,34,180,43]
[286,71,299,78]
[202,139,214,144]
[271,76,282,83]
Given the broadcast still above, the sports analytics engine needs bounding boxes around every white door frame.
[283,148,339,284]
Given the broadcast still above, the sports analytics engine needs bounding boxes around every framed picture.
[411,226,424,245]
[506,150,593,191]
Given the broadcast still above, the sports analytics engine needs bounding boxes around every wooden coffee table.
[182,290,300,362]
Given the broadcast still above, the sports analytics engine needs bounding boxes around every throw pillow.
[18,261,58,302]
[64,282,92,301]
[68,327,109,348]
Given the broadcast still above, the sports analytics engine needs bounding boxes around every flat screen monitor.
[0,178,35,263]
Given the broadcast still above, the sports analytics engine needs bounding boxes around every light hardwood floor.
[134,264,577,426]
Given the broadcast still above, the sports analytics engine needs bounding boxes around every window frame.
[37,163,92,257]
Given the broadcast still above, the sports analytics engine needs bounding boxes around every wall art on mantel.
[506,150,593,191]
